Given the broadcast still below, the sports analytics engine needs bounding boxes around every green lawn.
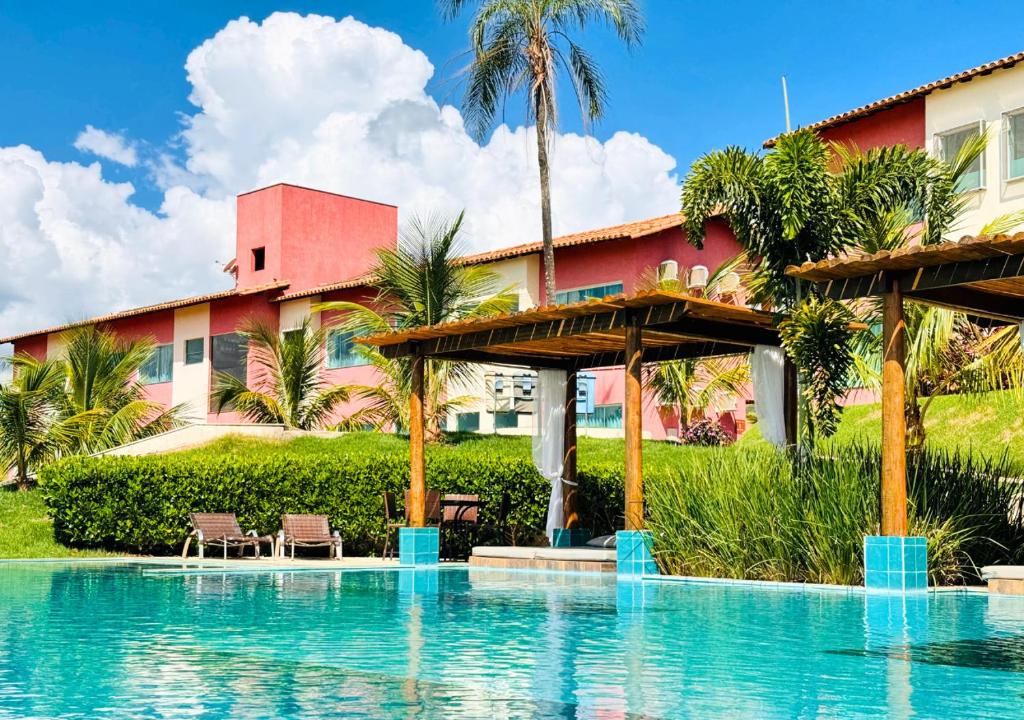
[0,489,114,559]
[738,390,1024,469]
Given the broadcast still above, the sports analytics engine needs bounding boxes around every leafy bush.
[647,444,1024,585]
[680,419,731,446]
[39,433,626,555]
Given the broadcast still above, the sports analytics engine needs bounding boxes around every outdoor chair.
[441,493,482,561]
[181,513,273,559]
[278,514,343,560]
[382,491,405,559]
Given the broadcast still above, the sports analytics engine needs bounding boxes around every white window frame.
[1003,107,1024,182]
[934,120,986,192]
[553,281,624,305]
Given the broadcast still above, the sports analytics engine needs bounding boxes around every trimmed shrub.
[680,419,731,446]
[39,434,626,555]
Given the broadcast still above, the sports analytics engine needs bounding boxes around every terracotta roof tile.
[764,50,1024,147]
[0,281,290,345]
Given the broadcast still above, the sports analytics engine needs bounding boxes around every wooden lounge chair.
[181,513,272,559]
[278,514,343,560]
[382,491,405,559]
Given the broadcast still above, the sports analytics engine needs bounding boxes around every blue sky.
[3,0,1022,211]
[0,1,1022,338]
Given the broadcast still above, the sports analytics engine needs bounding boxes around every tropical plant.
[779,296,855,442]
[210,317,350,430]
[441,0,643,300]
[316,212,516,440]
[56,326,187,452]
[680,128,972,308]
[0,359,82,490]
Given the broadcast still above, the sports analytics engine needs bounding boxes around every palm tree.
[57,326,187,453]
[210,317,351,430]
[441,0,644,301]
[0,359,85,490]
[316,212,515,440]
[681,128,966,308]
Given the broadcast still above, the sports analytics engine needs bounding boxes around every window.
[282,328,303,344]
[211,333,248,382]
[252,247,266,272]
[326,329,366,369]
[554,282,624,305]
[184,338,204,365]
[1007,110,1024,180]
[578,403,622,429]
[456,412,480,432]
[495,411,518,429]
[937,123,984,191]
[140,344,173,385]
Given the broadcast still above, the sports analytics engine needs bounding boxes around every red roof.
[0,281,290,344]
[764,49,1024,147]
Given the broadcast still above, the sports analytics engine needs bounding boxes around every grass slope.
[0,489,113,559]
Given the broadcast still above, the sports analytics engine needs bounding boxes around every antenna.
[781,75,792,133]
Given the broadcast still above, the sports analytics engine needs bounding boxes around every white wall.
[46,331,68,360]
[926,64,1024,236]
[171,303,211,422]
[279,296,319,332]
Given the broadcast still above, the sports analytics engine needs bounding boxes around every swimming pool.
[1,562,1022,718]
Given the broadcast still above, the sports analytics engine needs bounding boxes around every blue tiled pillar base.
[864,535,927,592]
[399,527,439,566]
[551,528,592,547]
[616,530,659,577]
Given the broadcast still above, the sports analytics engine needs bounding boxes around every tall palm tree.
[210,317,351,430]
[0,359,88,490]
[57,326,186,453]
[441,0,643,301]
[316,212,515,440]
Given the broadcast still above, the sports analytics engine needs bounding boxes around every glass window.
[326,329,365,369]
[456,412,480,432]
[554,282,624,305]
[1008,111,1024,180]
[495,411,518,429]
[577,403,622,429]
[140,344,173,385]
[211,333,248,382]
[938,124,983,191]
[184,338,204,365]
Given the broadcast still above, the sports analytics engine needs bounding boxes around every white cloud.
[73,125,139,167]
[1,11,680,343]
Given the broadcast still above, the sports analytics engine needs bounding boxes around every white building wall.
[46,332,68,360]
[171,304,211,422]
[279,296,319,332]
[926,64,1024,236]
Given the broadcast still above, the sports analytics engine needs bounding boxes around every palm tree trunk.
[15,450,29,492]
[535,111,557,302]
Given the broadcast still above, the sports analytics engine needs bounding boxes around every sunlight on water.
[1,563,1023,718]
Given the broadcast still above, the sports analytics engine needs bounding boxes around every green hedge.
[39,437,626,555]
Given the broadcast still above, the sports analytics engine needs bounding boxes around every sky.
[0,0,1022,343]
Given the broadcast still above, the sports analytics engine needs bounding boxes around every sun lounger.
[278,514,343,560]
[181,513,273,559]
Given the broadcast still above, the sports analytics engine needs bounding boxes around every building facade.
[2,183,744,441]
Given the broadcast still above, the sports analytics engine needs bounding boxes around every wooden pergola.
[359,290,797,537]
[787,232,1024,536]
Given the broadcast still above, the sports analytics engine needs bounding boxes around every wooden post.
[408,353,426,528]
[562,371,579,529]
[783,354,798,447]
[881,276,908,536]
[624,313,644,531]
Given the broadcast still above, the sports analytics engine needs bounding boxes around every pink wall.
[235,184,397,294]
[14,335,47,362]
[540,218,742,305]
[820,98,926,151]
[100,312,175,406]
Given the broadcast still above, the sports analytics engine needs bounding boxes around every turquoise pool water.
[1,563,1023,719]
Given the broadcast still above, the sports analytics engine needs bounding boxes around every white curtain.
[752,345,786,448]
[532,369,566,542]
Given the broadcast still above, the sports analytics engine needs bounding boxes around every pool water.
[1,563,1023,719]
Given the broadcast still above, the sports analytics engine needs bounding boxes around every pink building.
[1,182,744,441]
